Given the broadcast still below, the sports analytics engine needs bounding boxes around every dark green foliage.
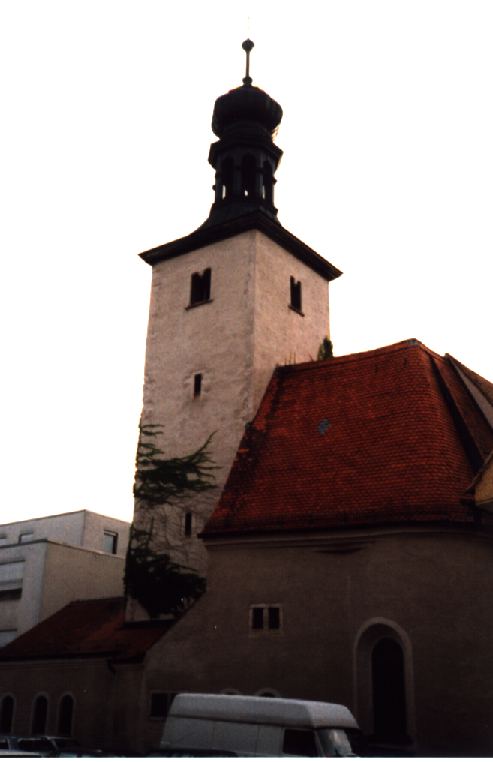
[317,337,334,360]
[125,526,206,618]
[125,423,216,618]
[134,424,216,507]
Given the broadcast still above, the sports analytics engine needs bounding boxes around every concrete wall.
[40,543,125,621]
[0,541,125,643]
[81,512,130,557]
[0,510,129,557]
[140,527,493,757]
[0,512,85,548]
[133,230,330,575]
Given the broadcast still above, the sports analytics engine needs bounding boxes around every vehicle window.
[0,740,9,749]
[318,728,356,756]
[56,738,79,748]
[283,728,318,756]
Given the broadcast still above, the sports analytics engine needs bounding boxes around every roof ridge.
[275,338,441,376]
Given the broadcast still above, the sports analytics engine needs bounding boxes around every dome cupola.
[205,40,284,227]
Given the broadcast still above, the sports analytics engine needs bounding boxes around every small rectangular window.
[190,268,212,307]
[103,531,118,555]
[184,512,193,538]
[0,536,8,546]
[289,276,303,313]
[19,531,33,544]
[250,605,282,632]
[193,373,202,398]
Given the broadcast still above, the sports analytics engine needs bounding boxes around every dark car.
[11,738,102,757]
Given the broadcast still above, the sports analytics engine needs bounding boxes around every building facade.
[0,43,492,758]
[0,510,129,645]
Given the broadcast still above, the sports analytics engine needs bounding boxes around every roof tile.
[204,340,493,537]
[0,598,171,662]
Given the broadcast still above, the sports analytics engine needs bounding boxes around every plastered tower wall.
[252,232,330,405]
[133,228,330,574]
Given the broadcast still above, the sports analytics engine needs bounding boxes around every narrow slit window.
[193,373,202,398]
[290,277,302,313]
[184,512,193,538]
[190,268,212,307]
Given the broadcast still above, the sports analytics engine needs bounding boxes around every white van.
[160,693,360,756]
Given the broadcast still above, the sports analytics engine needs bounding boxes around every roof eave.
[139,211,342,282]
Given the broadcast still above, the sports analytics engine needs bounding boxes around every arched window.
[262,161,273,205]
[0,695,15,733]
[221,158,234,200]
[57,694,74,737]
[31,694,48,735]
[372,638,406,741]
[354,619,414,749]
[241,154,256,198]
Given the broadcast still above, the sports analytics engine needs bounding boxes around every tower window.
[193,373,202,398]
[221,158,234,200]
[262,161,273,205]
[189,268,212,307]
[289,277,303,314]
[241,154,256,198]
[184,512,193,538]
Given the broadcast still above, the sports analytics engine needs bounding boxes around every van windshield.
[318,728,357,757]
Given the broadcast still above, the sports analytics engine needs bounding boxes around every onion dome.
[204,40,284,227]
[212,84,283,138]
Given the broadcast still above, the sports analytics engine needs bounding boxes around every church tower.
[131,41,341,582]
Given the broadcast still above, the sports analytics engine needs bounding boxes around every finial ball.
[242,39,254,53]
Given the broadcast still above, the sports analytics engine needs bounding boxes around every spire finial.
[242,39,254,85]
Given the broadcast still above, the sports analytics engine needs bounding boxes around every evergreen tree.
[125,424,216,618]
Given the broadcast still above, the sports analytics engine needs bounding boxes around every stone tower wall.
[132,228,331,576]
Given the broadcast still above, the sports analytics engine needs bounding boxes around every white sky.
[1,1,492,525]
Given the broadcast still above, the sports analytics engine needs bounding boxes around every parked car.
[0,737,102,758]
[160,693,361,757]
[0,737,54,756]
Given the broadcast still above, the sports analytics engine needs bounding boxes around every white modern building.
[0,510,129,646]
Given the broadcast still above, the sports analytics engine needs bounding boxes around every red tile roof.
[0,598,171,663]
[204,340,493,537]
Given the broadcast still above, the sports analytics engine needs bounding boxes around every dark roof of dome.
[212,83,283,137]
